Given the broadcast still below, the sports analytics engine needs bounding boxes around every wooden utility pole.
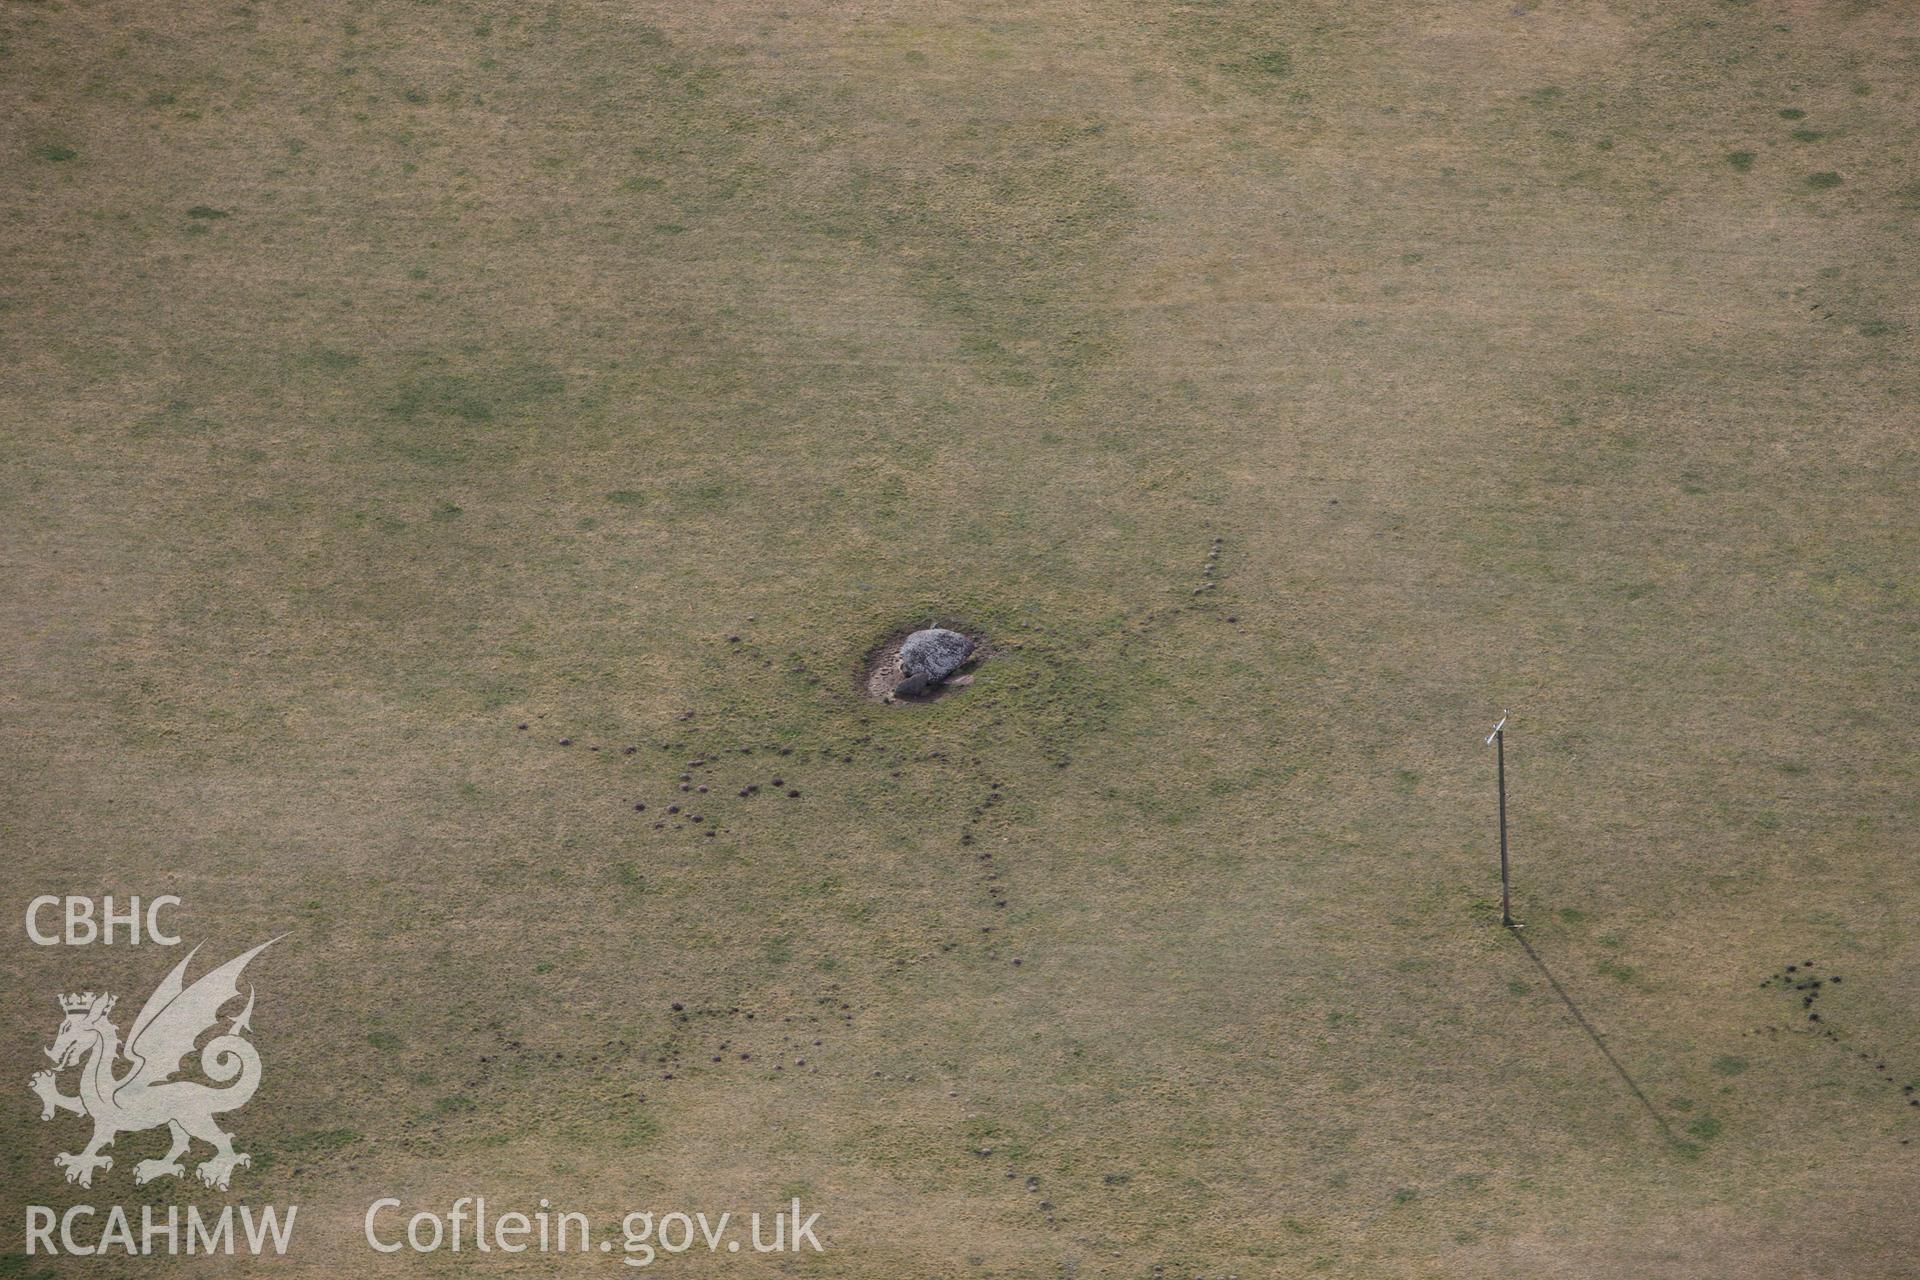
[1487,713,1514,927]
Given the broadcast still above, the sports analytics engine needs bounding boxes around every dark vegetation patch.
[1169,1,1314,98]
[815,125,1133,393]
[1248,47,1292,78]
[299,346,361,372]
[367,356,569,465]
[385,358,566,426]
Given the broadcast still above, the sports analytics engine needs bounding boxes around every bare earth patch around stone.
[861,623,984,703]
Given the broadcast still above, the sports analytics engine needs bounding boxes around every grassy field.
[3,0,1917,1275]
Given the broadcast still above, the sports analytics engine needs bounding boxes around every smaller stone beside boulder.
[893,628,974,698]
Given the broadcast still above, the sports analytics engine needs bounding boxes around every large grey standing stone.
[893,628,974,697]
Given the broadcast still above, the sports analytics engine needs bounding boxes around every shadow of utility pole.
[1512,929,1682,1148]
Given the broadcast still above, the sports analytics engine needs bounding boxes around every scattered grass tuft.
[1248,48,1291,78]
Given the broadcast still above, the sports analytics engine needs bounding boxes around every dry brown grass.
[3,0,1917,1275]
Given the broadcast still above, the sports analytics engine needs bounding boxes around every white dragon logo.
[28,939,277,1190]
